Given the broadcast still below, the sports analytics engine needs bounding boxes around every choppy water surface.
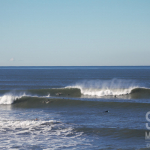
[0,66,150,149]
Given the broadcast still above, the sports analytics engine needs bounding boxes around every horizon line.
[0,66,150,67]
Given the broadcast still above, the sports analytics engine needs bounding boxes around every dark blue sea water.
[0,66,150,150]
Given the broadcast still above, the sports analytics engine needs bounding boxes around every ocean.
[0,66,150,150]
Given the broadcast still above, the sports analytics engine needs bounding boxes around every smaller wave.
[0,91,51,105]
[0,92,27,104]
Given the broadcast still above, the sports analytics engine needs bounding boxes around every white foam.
[0,93,26,104]
[79,87,134,96]
[0,119,82,139]
[0,120,54,129]
[67,79,139,97]
[44,93,50,98]
[0,118,87,149]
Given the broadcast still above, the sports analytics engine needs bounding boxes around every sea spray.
[66,79,140,96]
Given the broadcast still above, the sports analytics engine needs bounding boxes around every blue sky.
[0,0,150,66]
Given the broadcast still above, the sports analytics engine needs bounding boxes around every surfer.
[105,110,109,113]
[45,101,49,104]
[56,93,62,96]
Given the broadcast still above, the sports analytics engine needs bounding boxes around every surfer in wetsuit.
[105,110,109,113]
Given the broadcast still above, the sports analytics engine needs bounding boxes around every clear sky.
[0,0,150,66]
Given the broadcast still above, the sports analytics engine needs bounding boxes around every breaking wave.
[0,79,150,105]
[66,79,148,97]
[0,92,27,104]
[0,92,50,105]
